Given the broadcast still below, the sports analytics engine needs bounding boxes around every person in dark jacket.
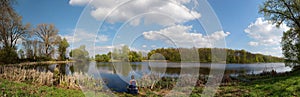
[127,75,138,94]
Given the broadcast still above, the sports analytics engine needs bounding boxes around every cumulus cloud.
[248,41,259,46]
[142,45,147,48]
[69,0,200,26]
[69,0,90,6]
[61,29,109,46]
[253,47,283,57]
[245,17,290,57]
[143,25,230,47]
[96,35,109,42]
[93,45,115,54]
[245,17,289,46]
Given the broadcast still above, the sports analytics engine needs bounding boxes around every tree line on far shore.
[94,45,144,62]
[147,48,284,63]
[91,46,284,63]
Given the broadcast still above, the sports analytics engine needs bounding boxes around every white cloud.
[129,47,150,55]
[253,47,283,57]
[69,0,90,6]
[96,35,109,42]
[245,17,290,57]
[142,45,147,48]
[61,29,109,44]
[60,29,108,56]
[245,17,289,46]
[69,0,200,26]
[248,41,259,46]
[93,45,115,54]
[272,47,281,51]
[143,25,230,47]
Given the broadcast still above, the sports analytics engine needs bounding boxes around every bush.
[0,47,19,64]
[36,56,53,61]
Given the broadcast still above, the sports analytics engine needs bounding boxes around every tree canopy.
[34,24,61,58]
[69,45,89,62]
[95,45,143,62]
[147,48,283,63]
[0,0,29,64]
[58,38,69,61]
[260,0,300,64]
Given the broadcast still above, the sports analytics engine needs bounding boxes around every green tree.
[241,50,247,63]
[255,55,259,63]
[129,51,142,62]
[111,48,119,60]
[121,45,130,61]
[260,0,300,63]
[0,47,18,64]
[58,38,69,61]
[95,54,110,62]
[69,45,89,62]
[111,45,131,61]
[147,48,283,63]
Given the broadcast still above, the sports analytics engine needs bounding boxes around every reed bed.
[3,61,74,67]
[137,73,206,90]
[0,66,104,91]
[136,73,239,91]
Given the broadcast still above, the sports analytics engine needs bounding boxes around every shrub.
[0,47,18,64]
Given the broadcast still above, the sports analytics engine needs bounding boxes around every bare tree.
[0,0,29,63]
[34,24,60,58]
[0,0,29,49]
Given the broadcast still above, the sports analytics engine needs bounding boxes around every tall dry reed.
[0,66,104,91]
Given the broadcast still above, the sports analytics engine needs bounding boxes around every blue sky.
[15,0,288,57]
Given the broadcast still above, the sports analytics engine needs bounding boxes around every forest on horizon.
[93,45,284,63]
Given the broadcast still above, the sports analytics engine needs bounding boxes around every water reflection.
[22,62,293,76]
[92,62,292,76]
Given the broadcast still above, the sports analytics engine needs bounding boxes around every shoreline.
[2,61,75,66]
[97,60,284,64]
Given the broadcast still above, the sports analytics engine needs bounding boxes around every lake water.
[22,62,292,92]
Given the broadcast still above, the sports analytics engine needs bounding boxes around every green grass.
[242,74,300,96]
[0,79,110,97]
[216,70,300,97]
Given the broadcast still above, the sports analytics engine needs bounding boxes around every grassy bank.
[2,75,299,97]
[0,79,85,97]
[0,79,114,97]
[1,72,299,96]
[118,69,300,97]
[220,68,300,96]
[1,65,299,96]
